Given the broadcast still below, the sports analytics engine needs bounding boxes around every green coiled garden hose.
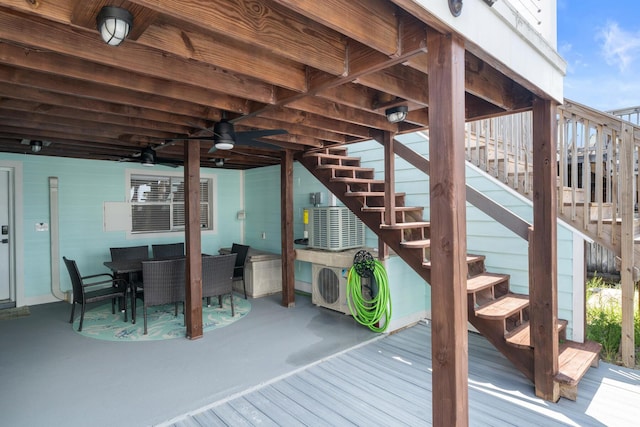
[346,251,392,333]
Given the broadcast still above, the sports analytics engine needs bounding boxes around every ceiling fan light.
[214,158,224,167]
[214,139,234,150]
[213,120,236,150]
[97,6,133,46]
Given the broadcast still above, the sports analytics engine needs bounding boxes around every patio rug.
[72,294,250,341]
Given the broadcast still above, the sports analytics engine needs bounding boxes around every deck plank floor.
[1,294,639,426]
[167,321,640,427]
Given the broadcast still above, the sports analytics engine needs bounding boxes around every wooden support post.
[531,97,559,400]
[281,149,295,307]
[384,131,396,226]
[620,122,635,367]
[427,29,469,427]
[184,141,203,339]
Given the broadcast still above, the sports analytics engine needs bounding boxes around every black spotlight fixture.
[385,105,409,123]
[30,140,43,153]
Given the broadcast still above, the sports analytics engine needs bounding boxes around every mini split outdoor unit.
[307,206,365,251]
[311,264,351,315]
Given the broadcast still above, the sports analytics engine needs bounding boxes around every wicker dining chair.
[202,253,237,316]
[139,257,186,335]
[109,245,149,262]
[151,242,185,259]
[110,245,149,314]
[63,256,128,332]
[230,243,250,299]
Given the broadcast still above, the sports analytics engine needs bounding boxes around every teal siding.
[345,132,578,337]
[1,153,243,301]
[3,131,579,337]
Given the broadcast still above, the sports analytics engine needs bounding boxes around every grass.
[586,275,640,368]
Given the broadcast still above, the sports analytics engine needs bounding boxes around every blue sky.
[557,0,640,111]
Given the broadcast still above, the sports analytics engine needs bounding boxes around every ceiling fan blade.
[156,158,181,168]
[235,129,287,145]
[165,136,215,141]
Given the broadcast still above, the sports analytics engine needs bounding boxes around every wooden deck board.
[169,322,640,427]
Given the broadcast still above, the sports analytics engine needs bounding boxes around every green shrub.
[585,275,640,365]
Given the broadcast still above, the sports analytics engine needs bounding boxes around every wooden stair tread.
[504,319,568,348]
[380,221,430,230]
[555,340,602,386]
[344,191,406,197]
[330,177,385,184]
[466,272,509,293]
[400,239,430,248]
[316,164,374,171]
[423,254,485,268]
[362,206,423,212]
[303,152,360,161]
[474,294,529,319]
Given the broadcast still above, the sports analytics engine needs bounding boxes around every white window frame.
[125,169,217,239]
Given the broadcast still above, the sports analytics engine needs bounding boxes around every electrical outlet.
[261,232,266,239]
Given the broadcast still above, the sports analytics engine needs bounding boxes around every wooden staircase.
[298,146,601,401]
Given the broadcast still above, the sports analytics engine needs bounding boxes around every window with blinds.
[129,173,212,234]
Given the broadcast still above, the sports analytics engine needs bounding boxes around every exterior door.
[0,169,11,301]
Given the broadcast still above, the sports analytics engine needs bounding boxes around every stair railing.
[465,98,640,258]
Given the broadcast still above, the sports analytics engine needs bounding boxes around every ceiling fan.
[118,145,182,168]
[169,118,288,153]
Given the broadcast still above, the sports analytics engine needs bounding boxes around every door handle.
[1,239,8,244]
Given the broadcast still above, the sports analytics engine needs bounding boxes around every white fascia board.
[400,0,566,103]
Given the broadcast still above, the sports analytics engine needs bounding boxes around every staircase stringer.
[297,149,533,378]
[297,146,600,401]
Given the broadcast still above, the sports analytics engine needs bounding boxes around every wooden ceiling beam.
[0,43,249,117]
[0,111,175,142]
[356,63,429,106]
[0,78,204,130]
[128,0,347,76]
[0,10,277,104]
[271,0,399,56]
[237,117,343,145]
[138,21,307,92]
[258,107,374,139]
[464,52,533,111]
[287,97,397,131]
[0,127,135,147]
[0,98,191,136]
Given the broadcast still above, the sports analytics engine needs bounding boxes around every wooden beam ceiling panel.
[271,0,399,56]
[0,109,176,141]
[0,0,537,171]
[139,22,307,92]
[238,117,346,145]
[356,63,429,106]
[0,10,278,104]
[0,44,246,118]
[0,98,190,136]
[258,107,374,139]
[128,0,348,76]
[287,97,397,132]
[0,78,206,129]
